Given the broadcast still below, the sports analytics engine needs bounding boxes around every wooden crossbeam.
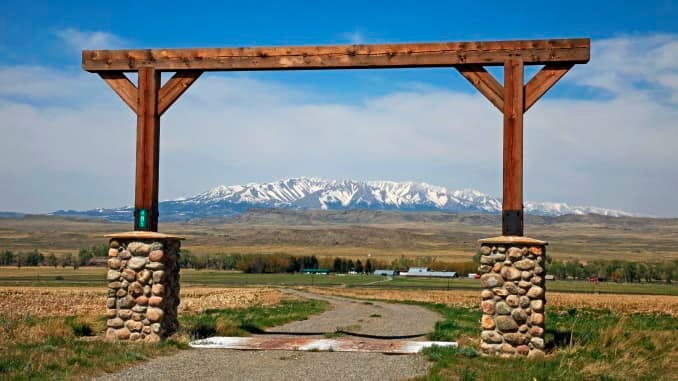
[86,37,589,233]
[524,63,574,111]
[158,71,202,116]
[82,38,590,72]
[99,72,138,113]
[456,65,504,111]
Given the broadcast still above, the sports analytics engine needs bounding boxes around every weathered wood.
[524,63,574,111]
[82,38,590,72]
[87,37,589,234]
[502,59,524,236]
[158,71,202,116]
[98,72,138,113]
[134,67,160,231]
[456,65,504,111]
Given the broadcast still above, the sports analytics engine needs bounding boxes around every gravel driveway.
[93,289,442,381]
[271,289,441,337]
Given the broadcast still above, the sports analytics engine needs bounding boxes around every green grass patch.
[414,304,678,381]
[402,302,479,342]
[180,298,328,339]
[64,316,94,337]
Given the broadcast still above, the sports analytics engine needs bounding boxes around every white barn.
[400,267,456,278]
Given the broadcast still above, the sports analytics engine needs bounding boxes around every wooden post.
[502,59,524,236]
[134,67,160,231]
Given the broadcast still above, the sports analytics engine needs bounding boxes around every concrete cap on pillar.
[478,236,547,246]
[105,231,185,240]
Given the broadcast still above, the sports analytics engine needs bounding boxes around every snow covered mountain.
[53,177,635,221]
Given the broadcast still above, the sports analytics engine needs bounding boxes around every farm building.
[301,268,329,275]
[373,269,398,276]
[401,267,456,278]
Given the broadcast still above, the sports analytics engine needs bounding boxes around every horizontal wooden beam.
[83,38,590,72]
[456,65,504,111]
[524,63,574,111]
[158,71,202,116]
[99,72,138,113]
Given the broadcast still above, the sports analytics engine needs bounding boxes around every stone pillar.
[477,236,547,358]
[104,232,183,342]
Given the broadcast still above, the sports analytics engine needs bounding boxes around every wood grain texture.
[135,67,160,231]
[524,63,574,111]
[456,65,504,111]
[98,72,138,113]
[82,38,590,72]
[158,71,202,116]
[502,59,524,229]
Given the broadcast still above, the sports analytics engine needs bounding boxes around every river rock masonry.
[104,232,183,342]
[477,236,547,358]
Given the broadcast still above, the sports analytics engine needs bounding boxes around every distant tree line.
[390,255,478,275]
[3,246,675,282]
[547,259,677,283]
[471,250,676,283]
[178,251,384,274]
[179,252,477,275]
[0,245,108,269]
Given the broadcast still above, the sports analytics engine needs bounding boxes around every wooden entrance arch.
[82,38,590,235]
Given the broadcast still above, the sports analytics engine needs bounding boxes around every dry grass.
[578,317,678,380]
[305,287,678,316]
[0,286,285,318]
[2,213,678,262]
[178,287,287,313]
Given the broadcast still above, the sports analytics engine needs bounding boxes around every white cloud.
[55,28,127,51]
[0,34,677,216]
[0,66,104,101]
[569,34,678,105]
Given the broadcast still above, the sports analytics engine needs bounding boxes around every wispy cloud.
[569,34,678,105]
[54,28,127,51]
[339,29,367,44]
[1,33,677,216]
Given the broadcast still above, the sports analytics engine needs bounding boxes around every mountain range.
[51,177,635,222]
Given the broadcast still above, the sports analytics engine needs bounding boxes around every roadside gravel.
[93,349,431,381]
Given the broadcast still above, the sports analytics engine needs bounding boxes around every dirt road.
[93,289,443,381]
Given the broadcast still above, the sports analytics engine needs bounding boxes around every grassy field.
[306,286,678,320]
[0,284,676,380]
[0,267,675,296]
[416,304,677,381]
[1,211,678,262]
[0,288,327,381]
[299,288,678,380]
[2,210,676,380]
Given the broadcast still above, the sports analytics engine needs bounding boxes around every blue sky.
[1,1,678,216]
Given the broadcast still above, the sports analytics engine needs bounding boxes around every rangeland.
[2,210,678,262]
[1,210,677,380]
[1,284,676,380]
